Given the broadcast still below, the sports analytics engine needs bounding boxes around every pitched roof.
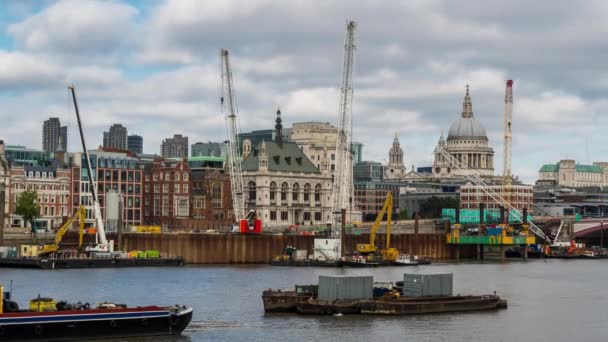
[242,141,320,174]
[539,163,603,173]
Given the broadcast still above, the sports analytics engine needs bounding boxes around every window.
[175,173,180,181]
[165,173,170,181]
[128,198,133,208]
[174,184,180,193]
[248,181,257,202]
[270,211,277,221]
[281,182,288,201]
[314,212,322,221]
[176,198,189,217]
[135,185,141,194]
[331,154,335,161]
[159,172,163,180]
[304,212,311,222]
[281,211,288,220]
[153,199,160,216]
[163,184,169,192]
[183,173,188,181]
[183,184,188,193]
[154,184,160,193]
[304,183,311,202]
[212,183,222,208]
[315,184,321,202]
[162,198,170,216]
[269,182,277,201]
[152,173,157,181]
[292,183,299,202]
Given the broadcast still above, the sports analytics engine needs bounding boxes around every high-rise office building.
[42,117,67,153]
[103,124,128,150]
[128,135,143,155]
[161,134,188,158]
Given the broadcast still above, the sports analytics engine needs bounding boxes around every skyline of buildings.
[42,117,67,153]
[103,124,128,151]
[161,134,189,159]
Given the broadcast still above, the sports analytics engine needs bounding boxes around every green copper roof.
[242,141,320,174]
[539,164,558,172]
[168,156,225,162]
[576,164,603,173]
[539,163,603,173]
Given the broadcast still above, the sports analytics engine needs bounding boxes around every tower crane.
[220,49,260,233]
[69,86,113,252]
[501,80,513,214]
[331,20,357,237]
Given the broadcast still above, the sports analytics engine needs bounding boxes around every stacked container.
[318,275,373,301]
[403,273,453,297]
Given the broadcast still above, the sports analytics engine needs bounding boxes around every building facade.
[352,142,363,164]
[354,161,384,182]
[5,145,51,167]
[161,134,188,159]
[242,113,332,228]
[127,135,143,155]
[460,183,533,213]
[42,118,67,153]
[103,124,128,150]
[538,160,608,188]
[289,121,338,172]
[9,165,70,230]
[191,141,227,157]
[432,86,495,178]
[0,141,8,228]
[71,149,142,229]
[142,159,191,229]
[190,169,234,230]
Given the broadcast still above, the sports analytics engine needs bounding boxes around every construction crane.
[39,206,86,256]
[438,147,549,242]
[220,49,261,233]
[356,192,398,261]
[331,20,357,237]
[69,85,113,252]
[501,80,513,213]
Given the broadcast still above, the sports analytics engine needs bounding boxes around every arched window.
[304,183,311,202]
[281,182,288,201]
[269,182,277,201]
[248,181,257,202]
[315,184,321,203]
[292,183,300,202]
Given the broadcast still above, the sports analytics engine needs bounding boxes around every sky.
[1,0,607,184]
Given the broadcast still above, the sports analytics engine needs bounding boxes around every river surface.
[3,259,607,341]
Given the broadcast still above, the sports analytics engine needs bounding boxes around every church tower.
[385,133,406,180]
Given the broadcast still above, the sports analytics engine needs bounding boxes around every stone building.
[142,159,191,229]
[103,124,128,150]
[289,121,338,172]
[538,160,608,188]
[385,134,407,180]
[432,86,495,178]
[9,164,70,230]
[242,111,332,228]
[161,134,189,159]
[1,141,9,228]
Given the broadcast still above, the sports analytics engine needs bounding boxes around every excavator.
[356,192,399,261]
[39,206,86,256]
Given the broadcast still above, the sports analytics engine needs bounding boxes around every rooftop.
[540,163,603,173]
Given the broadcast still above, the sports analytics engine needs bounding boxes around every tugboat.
[0,283,193,341]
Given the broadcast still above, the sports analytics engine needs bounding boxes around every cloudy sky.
[1,0,606,183]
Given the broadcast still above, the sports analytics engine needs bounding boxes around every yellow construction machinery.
[39,206,86,256]
[356,192,399,261]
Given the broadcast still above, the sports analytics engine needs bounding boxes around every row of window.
[268,211,323,221]
[98,170,141,182]
[148,183,189,194]
[13,183,68,191]
[147,172,189,182]
[26,171,55,179]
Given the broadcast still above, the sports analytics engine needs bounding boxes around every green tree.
[15,191,40,233]
[418,196,459,219]
[398,208,409,220]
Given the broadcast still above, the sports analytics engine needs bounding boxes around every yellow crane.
[356,192,399,261]
[39,206,86,256]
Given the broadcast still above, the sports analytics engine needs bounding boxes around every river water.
[3,259,607,341]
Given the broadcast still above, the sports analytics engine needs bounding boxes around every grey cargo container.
[403,273,453,297]
[318,275,373,301]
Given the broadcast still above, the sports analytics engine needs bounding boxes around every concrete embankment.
[120,233,475,264]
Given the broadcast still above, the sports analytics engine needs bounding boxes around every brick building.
[460,183,533,213]
[71,149,143,229]
[190,169,234,230]
[143,159,191,229]
[9,164,70,230]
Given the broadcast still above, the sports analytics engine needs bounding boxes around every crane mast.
[69,86,110,251]
[502,80,513,212]
[331,20,357,236]
[220,49,245,222]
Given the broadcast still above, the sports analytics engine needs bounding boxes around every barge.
[0,285,192,341]
[0,256,184,269]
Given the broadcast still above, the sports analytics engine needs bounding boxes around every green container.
[137,251,146,258]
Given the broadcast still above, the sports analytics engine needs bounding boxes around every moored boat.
[0,284,192,341]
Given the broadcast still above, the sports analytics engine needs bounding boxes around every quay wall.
[120,233,474,264]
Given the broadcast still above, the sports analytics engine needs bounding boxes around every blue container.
[486,228,502,236]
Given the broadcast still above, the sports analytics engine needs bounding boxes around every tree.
[398,208,409,220]
[15,191,40,233]
[418,196,459,219]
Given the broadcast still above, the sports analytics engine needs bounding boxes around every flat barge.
[0,257,184,269]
